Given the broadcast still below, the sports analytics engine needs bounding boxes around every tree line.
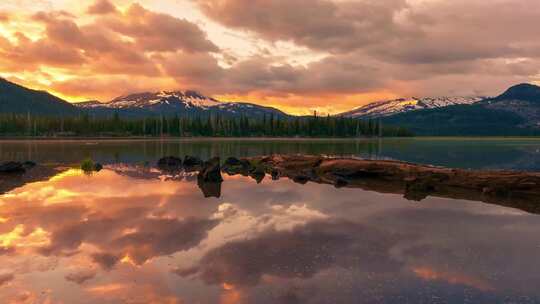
[0,112,413,137]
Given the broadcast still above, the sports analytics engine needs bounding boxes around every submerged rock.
[94,163,103,172]
[197,179,222,198]
[197,157,223,198]
[222,157,251,175]
[249,166,266,184]
[198,157,223,183]
[334,177,349,188]
[223,157,242,166]
[271,169,280,181]
[23,161,36,169]
[403,177,437,201]
[157,156,183,172]
[0,161,26,174]
[183,155,203,171]
[292,175,309,185]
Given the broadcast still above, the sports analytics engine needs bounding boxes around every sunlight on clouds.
[0,225,50,248]
[412,266,495,292]
[0,0,539,112]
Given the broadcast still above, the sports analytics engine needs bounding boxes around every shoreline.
[221,154,540,213]
[0,136,539,142]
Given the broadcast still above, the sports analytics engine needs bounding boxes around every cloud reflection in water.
[0,166,538,303]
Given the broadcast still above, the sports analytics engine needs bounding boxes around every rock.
[197,179,222,198]
[198,157,223,183]
[292,175,309,185]
[183,155,203,171]
[23,161,36,169]
[271,169,280,180]
[197,157,223,198]
[404,178,436,201]
[94,163,103,172]
[334,177,349,188]
[249,165,266,184]
[0,162,25,174]
[222,157,251,175]
[224,157,242,166]
[158,156,183,170]
[482,186,509,197]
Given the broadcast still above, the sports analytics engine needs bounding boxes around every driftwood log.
[222,155,540,214]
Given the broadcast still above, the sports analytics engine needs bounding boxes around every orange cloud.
[413,266,494,292]
[0,12,9,22]
[1,0,539,113]
[87,0,117,15]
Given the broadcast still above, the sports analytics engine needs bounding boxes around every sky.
[0,0,539,114]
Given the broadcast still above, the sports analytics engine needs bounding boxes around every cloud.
[91,252,121,270]
[189,0,540,107]
[103,3,219,53]
[195,0,410,53]
[185,219,400,286]
[2,0,540,112]
[65,269,97,284]
[109,217,219,265]
[0,11,9,22]
[0,272,14,286]
[87,0,117,15]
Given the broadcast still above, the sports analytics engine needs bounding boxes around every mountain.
[382,83,540,135]
[480,83,540,129]
[0,78,288,118]
[491,83,540,102]
[75,90,289,118]
[340,96,485,118]
[0,78,79,116]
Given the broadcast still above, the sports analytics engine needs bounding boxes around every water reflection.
[0,166,539,303]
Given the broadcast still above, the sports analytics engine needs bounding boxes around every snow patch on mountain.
[75,91,289,118]
[78,91,221,110]
[340,96,487,118]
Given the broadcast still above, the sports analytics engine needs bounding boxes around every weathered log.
[231,155,540,214]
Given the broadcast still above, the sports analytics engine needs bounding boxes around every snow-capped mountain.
[76,91,288,118]
[340,96,487,118]
[77,91,220,110]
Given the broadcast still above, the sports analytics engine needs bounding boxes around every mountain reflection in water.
[0,166,539,304]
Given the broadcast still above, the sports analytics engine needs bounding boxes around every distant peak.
[496,83,540,101]
[508,83,539,89]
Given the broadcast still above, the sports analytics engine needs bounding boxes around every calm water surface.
[1,137,540,171]
[0,139,539,303]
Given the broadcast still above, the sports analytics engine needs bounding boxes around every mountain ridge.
[382,82,540,135]
[339,96,486,119]
[0,78,80,116]
[2,77,540,136]
[75,89,289,118]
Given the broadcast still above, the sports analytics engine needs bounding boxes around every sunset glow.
[1,0,539,114]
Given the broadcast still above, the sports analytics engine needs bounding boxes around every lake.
[0,138,539,303]
[1,137,540,170]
